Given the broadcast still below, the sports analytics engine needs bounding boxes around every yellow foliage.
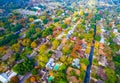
[80,63,87,71]
[94,42,100,49]
[54,22,60,27]
[80,10,84,16]
[30,23,35,28]
[64,17,71,25]
[85,47,90,54]
[40,16,46,20]
[96,25,102,34]
[22,38,31,46]
[52,40,60,50]
[29,18,34,22]
[60,55,66,62]
[73,12,78,16]
[39,44,47,54]
[0,46,6,54]
[31,41,37,48]
[11,43,20,52]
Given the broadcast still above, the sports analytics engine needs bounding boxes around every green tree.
[95,35,101,41]
[14,53,21,61]
[62,45,71,54]
[54,18,59,23]
[13,58,34,75]
[105,68,116,83]
[42,28,53,37]
[58,63,67,72]
[32,68,38,75]
[11,23,23,32]
[80,58,89,66]
[61,23,67,29]
[43,18,48,24]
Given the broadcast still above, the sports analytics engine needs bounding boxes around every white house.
[0,70,17,83]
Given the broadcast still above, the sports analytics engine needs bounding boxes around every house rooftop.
[0,70,17,83]
[46,58,55,69]
[72,58,80,68]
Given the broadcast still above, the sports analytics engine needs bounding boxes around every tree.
[62,45,71,54]
[80,63,87,71]
[61,23,67,29]
[32,68,38,75]
[29,18,34,22]
[14,53,21,61]
[43,18,48,24]
[38,54,48,68]
[0,46,7,56]
[80,10,84,16]
[66,56,73,65]
[30,76,35,83]
[113,54,120,75]
[105,68,116,83]
[9,39,18,46]
[13,58,34,75]
[58,63,67,72]
[60,55,66,62]
[80,58,89,66]
[95,35,101,41]
[24,78,30,83]
[52,71,67,83]
[39,44,47,54]
[31,41,37,48]
[10,76,19,83]
[0,33,18,46]
[43,27,53,37]
[11,43,20,52]
[52,40,60,50]
[54,18,59,23]
[22,38,31,46]
[29,23,35,28]
[56,10,63,16]
[64,18,71,25]
[11,23,23,32]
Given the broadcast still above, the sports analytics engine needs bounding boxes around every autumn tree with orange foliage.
[10,76,19,83]
[30,76,36,83]
[71,40,82,58]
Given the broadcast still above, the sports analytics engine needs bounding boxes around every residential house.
[46,58,55,69]
[40,69,48,81]
[57,43,63,51]
[68,76,80,83]
[97,80,104,83]
[66,67,80,76]
[113,35,120,45]
[98,56,108,66]
[0,70,17,83]
[53,50,63,59]
[72,58,80,68]
[30,51,38,57]
[81,43,87,51]
[1,49,13,61]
